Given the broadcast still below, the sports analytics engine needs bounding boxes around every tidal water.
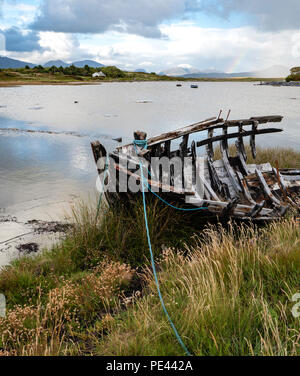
[0,81,299,222]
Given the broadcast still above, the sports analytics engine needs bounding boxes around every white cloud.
[31,0,187,38]
[5,21,300,71]
[292,32,300,58]
[200,0,300,31]
[139,61,154,67]
[2,2,37,26]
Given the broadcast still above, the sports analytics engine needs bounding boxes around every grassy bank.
[0,68,284,86]
[0,147,299,356]
[99,219,300,356]
[215,145,300,169]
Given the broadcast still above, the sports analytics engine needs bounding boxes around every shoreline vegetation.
[0,146,299,356]
[0,65,287,86]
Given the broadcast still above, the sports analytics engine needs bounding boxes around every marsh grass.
[0,197,196,355]
[96,219,300,356]
[0,147,299,356]
[214,144,300,169]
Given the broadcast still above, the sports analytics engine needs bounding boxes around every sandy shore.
[0,199,75,268]
[0,218,70,268]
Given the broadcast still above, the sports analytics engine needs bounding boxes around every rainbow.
[227,51,249,74]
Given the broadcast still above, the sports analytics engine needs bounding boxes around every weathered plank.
[197,127,283,148]
[114,162,195,196]
[117,115,283,152]
[186,197,275,218]
[255,169,282,207]
[91,141,107,174]
[220,139,243,195]
[206,128,215,160]
[250,121,258,159]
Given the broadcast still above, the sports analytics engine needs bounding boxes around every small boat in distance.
[191,84,198,89]
[176,84,182,87]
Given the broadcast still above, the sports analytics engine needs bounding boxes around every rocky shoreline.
[0,215,72,268]
[258,81,300,87]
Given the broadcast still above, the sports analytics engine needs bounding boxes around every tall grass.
[0,146,299,356]
[0,198,195,355]
[215,144,300,169]
[96,219,300,356]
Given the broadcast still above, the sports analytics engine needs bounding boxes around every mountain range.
[0,56,35,69]
[0,56,105,69]
[0,56,290,78]
[160,65,290,78]
[42,59,105,68]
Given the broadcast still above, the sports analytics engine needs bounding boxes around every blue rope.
[146,184,207,211]
[134,140,207,211]
[95,155,110,221]
[134,140,192,356]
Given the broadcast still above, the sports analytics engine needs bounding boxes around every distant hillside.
[250,65,290,78]
[43,59,105,68]
[163,65,290,78]
[0,56,35,69]
[72,60,104,68]
[159,66,202,77]
[135,69,147,73]
[44,60,69,68]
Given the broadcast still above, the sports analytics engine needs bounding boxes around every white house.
[92,71,106,78]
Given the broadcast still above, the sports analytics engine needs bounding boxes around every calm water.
[0,81,300,221]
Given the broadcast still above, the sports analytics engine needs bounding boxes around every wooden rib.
[206,128,214,159]
[220,139,243,194]
[255,169,282,207]
[191,141,197,186]
[237,122,247,160]
[250,121,258,159]
[180,135,189,188]
[163,140,171,158]
[207,157,229,198]
[273,167,288,200]
[201,175,220,201]
[235,141,249,176]
[91,141,107,174]
[221,124,230,160]
[115,163,195,196]
[248,202,266,218]
[186,197,275,218]
[221,198,239,216]
[236,171,256,204]
[197,127,282,148]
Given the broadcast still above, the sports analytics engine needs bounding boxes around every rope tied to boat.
[95,139,207,355]
[132,139,148,149]
[133,140,208,212]
[133,139,192,356]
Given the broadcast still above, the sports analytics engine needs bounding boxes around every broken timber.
[91,114,300,222]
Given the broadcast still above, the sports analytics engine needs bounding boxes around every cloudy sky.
[0,0,300,72]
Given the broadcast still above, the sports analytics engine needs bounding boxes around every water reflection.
[0,82,299,220]
[0,131,96,216]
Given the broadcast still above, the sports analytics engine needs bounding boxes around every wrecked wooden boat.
[91,114,300,222]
